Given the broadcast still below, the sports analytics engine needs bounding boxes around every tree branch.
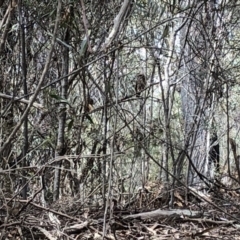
[102,0,131,50]
[0,0,62,156]
[0,93,45,109]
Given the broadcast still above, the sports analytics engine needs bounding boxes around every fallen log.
[124,209,202,220]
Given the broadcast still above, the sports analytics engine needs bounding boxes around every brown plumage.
[135,74,146,97]
[85,95,94,112]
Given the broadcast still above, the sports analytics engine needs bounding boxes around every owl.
[135,74,146,97]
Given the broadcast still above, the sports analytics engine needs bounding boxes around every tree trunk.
[180,0,224,186]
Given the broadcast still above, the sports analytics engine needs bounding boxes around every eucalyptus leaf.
[49,93,63,100]
[67,119,74,131]
[86,114,94,124]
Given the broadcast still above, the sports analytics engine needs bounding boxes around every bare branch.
[102,0,131,50]
[0,0,62,156]
[0,93,45,109]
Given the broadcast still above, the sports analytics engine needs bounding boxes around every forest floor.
[1,181,240,239]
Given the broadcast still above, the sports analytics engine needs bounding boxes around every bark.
[180,0,224,186]
[102,0,132,50]
[0,0,61,157]
[53,25,70,201]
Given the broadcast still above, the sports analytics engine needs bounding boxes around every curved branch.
[102,0,132,50]
[0,93,45,109]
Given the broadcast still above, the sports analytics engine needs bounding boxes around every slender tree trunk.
[180,0,225,186]
[53,24,69,201]
[19,0,29,199]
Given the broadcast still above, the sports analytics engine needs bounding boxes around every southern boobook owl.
[135,74,146,97]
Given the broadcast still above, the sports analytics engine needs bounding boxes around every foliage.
[1,0,240,238]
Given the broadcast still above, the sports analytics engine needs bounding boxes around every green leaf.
[86,114,94,124]
[162,25,169,39]
[79,30,91,58]
[49,93,72,107]
[67,119,74,131]
[59,107,67,113]
[49,93,62,100]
